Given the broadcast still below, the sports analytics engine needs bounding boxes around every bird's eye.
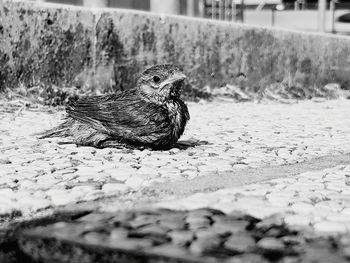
[153,76,161,83]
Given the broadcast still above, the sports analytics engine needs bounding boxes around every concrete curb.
[1,0,350,98]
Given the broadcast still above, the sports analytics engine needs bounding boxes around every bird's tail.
[36,121,71,139]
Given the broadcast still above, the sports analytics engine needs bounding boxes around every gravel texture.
[156,164,350,235]
[2,99,350,262]
[1,99,350,221]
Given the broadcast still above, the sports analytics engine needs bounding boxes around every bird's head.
[136,64,186,102]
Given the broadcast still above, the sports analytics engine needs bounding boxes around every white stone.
[125,176,145,189]
[51,162,72,170]
[340,208,350,216]
[84,190,106,201]
[46,189,74,206]
[267,196,291,207]
[285,182,324,191]
[216,165,233,172]
[15,169,38,178]
[0,202,18,215]
[326,181,347,191]
[314,221,348,235]
[236,195,269,206]
[169,148,180,154]
[76,166,102,175]
[197,165,218,173]
[243,187,271,196]
[300,171,325,180]
[102,183,130,194]
[60,172,78,181]
[16,197,51,212]
[148,178,169,185]
[284,214,311,227]
[19,179,38,190]
[314,201,344,213]
[32,190,47,198]
[0,188,15,198]
[326,213,350,223]
[71,185,96,195]
[181,170,198,180]
[104,167,135,182]
[289,202,314,214]
[245,205,286,219]
[267,190,296,198]
[297,191,323,202]
[207,200,239,213]
[137,165,158,175]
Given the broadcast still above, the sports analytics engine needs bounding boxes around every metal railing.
[203,0,345,34]
[29,0,350,34]
[204,0,245,22]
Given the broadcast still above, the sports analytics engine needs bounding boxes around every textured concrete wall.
[1,1,350,99]
[0,1,93,89]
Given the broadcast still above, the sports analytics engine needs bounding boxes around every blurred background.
[30,0,350,34]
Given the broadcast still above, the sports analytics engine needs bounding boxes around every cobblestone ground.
[1,99,350,233]
[156,165,350,235]
[19,207,350,263]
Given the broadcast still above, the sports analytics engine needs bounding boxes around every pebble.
[314,201,344,213]
[16,197,51,212]
[284,214,311,227]
[195,228,221,239]
[125,176,145,188]
[227,254,270,263]
[224,233,256,253]
[83,232,109,244]
[46,189,74,206]
[150,244,191,258]
[103,167,135,182]
[279,256,302,263]
[189,237,221,256]
[109,228,129,240]
[0,202,19,216]
[181,170,198,179]
[159,214,186,230]
[326,214,350,223]
[137,165,158,175]
[343,246,350,260]
[112,238,153,250]
[212,220,249,235]
[340,208,350,216]
[135,224,169,236]
[101,183,130,195]
[197,165,218,173]
[0,188,15,197]
[186,215,211,230]
[289,202,314,214]
[257,237,285,258]
[313,221,348,234]
[168,230,194,246]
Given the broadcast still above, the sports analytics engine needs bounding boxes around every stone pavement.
[1,99,350,235]
[156,164,350,235]
[18,207,350,263]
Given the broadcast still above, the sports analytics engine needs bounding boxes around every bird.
[39,64,190,150]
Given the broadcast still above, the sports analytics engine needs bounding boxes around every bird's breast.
[165,100,188,141]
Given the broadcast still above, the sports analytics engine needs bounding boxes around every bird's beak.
[160,73,187,90]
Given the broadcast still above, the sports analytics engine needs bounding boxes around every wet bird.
[39,64,190,149]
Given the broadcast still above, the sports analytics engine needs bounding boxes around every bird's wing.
[66,92,170,141]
